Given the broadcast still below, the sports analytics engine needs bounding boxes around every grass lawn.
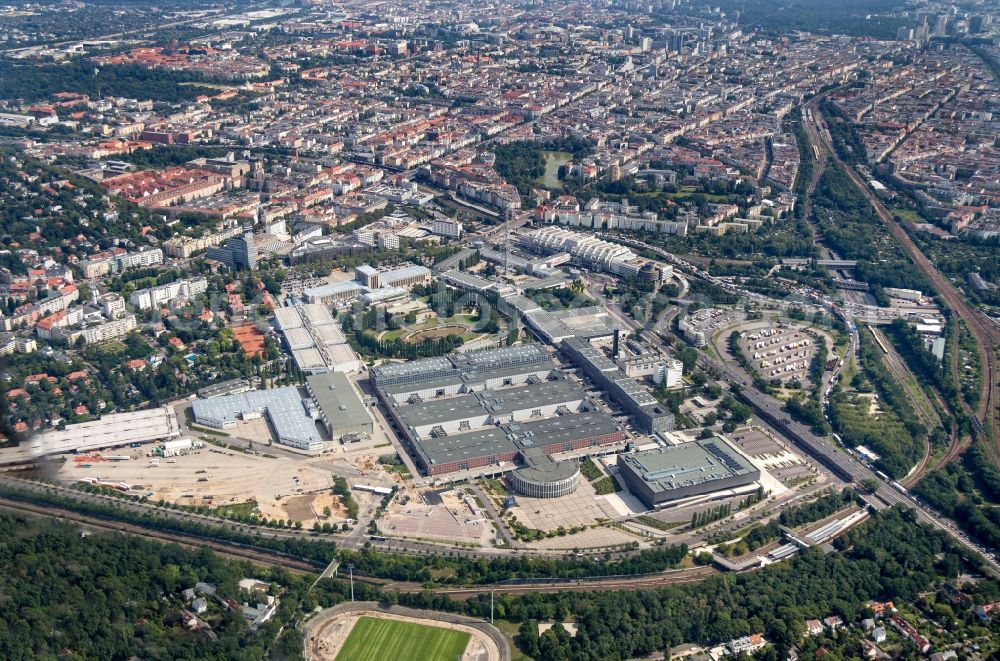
[212,500,258,518]
[494,620,533,661]
[663,188,731,203]
[378,328,408,342]
[94,341,127,354]
[336,616,470,661]
[890,207,924,224]
[383,463,412,477]
[592,475,621,495]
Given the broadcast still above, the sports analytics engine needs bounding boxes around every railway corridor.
[804,98,999,464]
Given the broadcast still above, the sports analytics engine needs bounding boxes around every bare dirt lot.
[275,492,350,525]
[379,488,493,546]
[56,448,338,521]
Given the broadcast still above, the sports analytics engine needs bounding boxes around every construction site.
[378,487,497,546]
[53,443,394,526]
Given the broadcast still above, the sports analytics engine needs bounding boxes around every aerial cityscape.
[0,0,998,658]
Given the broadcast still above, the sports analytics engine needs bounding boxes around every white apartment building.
[79,248,164,279]
[130,277,209,310]
[99,293,127,319]
[114,248,164,271]
[0,335,37,355]
[655,358,683,387]
[53,314,138,345]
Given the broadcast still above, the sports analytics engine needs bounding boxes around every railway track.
[0,497,322,575]
[807,101,999,464]
[384,566,720,600]
[3,493,723,598]
[867,326,942,486]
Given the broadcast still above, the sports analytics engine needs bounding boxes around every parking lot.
[727,427,785,459]
[738,324,816,384]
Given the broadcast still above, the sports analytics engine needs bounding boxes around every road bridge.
[783,259,859,268]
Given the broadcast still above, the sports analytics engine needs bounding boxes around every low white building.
[161,438,194,457]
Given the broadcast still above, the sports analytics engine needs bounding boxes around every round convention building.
[510,458,580,499]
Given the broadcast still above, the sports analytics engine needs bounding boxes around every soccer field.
[335,616,471,661]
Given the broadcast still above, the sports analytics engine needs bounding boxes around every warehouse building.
[191,387,324,452]
[197,378,253,399]
[370,344,625,478]
[305,372,373,442]
[394,378,584,437]
[560,337,674,433]
[0,407,180,465]
[523,306,616,344]
[161,438,194,458]
[370,343,554,403]
[274,304,361,374]
[618,437,760,508]
[417,411,624,477]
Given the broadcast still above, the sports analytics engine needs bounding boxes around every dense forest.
[0,61,217,103]
[491,137,593,197]
[716,0,908,40]
[0,512,290,660]
[811,165,930,297]
[344,542,689,585]
[915,442,1000,552]
[387,507,995,660]
[779,487,858,527]
[3,499,999,661]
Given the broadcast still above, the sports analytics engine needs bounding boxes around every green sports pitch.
[335,615,471,661]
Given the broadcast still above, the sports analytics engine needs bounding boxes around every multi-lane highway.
[594,231,1000,575]
[702,341,1000,574]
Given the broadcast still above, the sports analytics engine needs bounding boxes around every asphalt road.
[595,233,1000,576]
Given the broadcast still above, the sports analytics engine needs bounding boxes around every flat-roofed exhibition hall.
[617,437,760,508]
[369,343,625,493]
